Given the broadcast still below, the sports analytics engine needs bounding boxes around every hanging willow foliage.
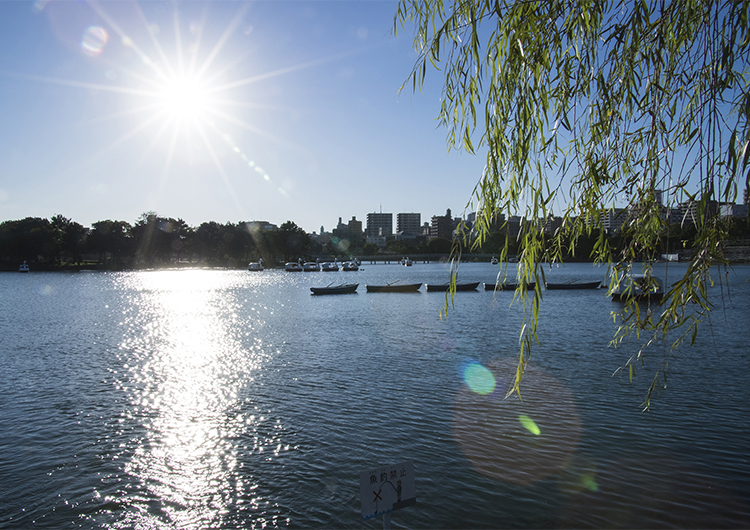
[395,0,750,408]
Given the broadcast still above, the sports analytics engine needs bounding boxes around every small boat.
[490,257,498,265]
[366,282,422,293]
[247,259,264,271]
[545,280,601,290]
[484,282,536,291]
[342,261,359,271]
[401,257,413,266]
[18,261,29,273]
[303,261,321,272]
[310,283,358,295]
[425,281,480,292]
[321,261,339,272]
[285,261,303,272]
[611,273,664,302]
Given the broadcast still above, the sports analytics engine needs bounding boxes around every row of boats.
[247,259,359,272]
[310,282,458,295]
[311,280,596,295]
[311,275,665,300]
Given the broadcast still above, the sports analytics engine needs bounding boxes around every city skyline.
[0,1,487,235]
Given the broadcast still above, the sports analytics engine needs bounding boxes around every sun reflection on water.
[114,270,271,528]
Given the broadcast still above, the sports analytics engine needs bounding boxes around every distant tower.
[366,212,393,238]
[397,213,421,236]
[430,209,454,239]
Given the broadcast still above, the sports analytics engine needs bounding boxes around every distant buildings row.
[312,209,468,249]
[247,188,750,249]
[597,189,750,234]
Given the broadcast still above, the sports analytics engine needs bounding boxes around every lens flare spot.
[519,414,541,435]
[463,363,496,395]
[81,26,108,57]
[581,473,599,492]
[454,359,581,486]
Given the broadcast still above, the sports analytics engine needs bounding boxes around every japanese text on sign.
[359,460,416,519]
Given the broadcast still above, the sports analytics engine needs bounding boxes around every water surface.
[1,263,749,528]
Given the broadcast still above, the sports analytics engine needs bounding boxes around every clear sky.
[0,0,487,234]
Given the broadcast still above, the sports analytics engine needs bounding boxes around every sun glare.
[157,75,210,122]
[25,0,354,219]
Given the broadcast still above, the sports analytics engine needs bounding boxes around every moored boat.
[366,282,422,293]
[303,261,321,272]
[425,281,480,292]
[18,261,29,273]
[484,282,536,291]
[610,273,664,301]
[248,258,264,271]
[310,283,358,295]
[546,280,602,290]
[285,261,303,272]
[342,261,359,271]
[321,261,339,272]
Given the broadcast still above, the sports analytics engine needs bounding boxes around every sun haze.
[0,1,484,232]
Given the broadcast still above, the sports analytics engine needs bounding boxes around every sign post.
[359,460,416,529]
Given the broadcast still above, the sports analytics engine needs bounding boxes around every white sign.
[359,460,416,519]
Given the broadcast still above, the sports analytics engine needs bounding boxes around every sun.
[156,75,211,123]
[23,0,345,219]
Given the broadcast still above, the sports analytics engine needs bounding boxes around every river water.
[1,262,749,529]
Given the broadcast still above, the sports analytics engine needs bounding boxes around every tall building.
[601,208,627,234]
[347,216,363,247]
[396,213,421,236]
[430,209,455,240]
[366,212,392,238]
[506,216,524,238]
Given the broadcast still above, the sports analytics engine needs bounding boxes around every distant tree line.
[2,212,748,270]
[0,213,317,270]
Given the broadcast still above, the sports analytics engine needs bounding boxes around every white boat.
[490,257,498,265]
[285,261,303,272]
[248,258,264,271]
[401,257,413,266]
[321,261,339,272]
[18,261,29,273]
[303,261,321,272]
[611,273,664,301]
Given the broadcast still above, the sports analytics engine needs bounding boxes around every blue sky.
[0,0,486,233]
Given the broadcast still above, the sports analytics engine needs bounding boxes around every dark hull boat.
[310,283,358,295]
[611,274,664,302]
[365,283,422,293]
[425,281,480,292]
[484,282,536,291]
[545,281,602,290]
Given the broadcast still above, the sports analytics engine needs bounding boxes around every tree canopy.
[396,0,750,407]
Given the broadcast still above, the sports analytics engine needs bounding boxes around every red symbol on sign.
[373,489,382,502]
